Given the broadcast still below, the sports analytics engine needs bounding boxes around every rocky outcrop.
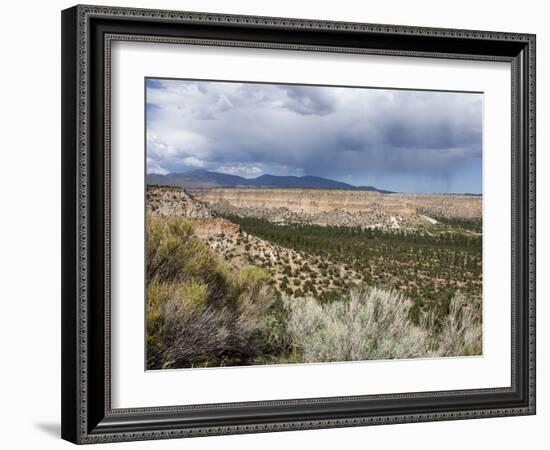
[147,186,212,219]
[147,186,240,239]
[191,218,240,239]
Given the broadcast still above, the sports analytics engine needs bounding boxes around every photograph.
[145,78,484,370]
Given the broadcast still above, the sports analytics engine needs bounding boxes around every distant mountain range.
[147,169,393,193]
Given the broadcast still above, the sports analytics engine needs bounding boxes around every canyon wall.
[188,188,482,220]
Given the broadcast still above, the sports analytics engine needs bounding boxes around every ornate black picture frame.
[61,4,536,444]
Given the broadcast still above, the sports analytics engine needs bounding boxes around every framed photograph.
[61,5,536,444]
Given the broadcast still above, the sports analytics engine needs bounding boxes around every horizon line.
[147,170,482,196]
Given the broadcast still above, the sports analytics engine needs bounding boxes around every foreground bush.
[424,292,482,356]
[283,287,482,363]
[146,215,275,369]
[283,288,427,362]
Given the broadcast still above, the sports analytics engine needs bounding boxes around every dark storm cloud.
[146,79,482,192]
[280,85,335,116]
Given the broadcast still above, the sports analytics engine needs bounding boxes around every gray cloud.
[280,85,335,116]
[146,79,482,192]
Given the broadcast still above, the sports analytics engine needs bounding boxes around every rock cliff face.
[147,186,240,238]
[188,188,481,228]
[147,186,212,219]
[190,218,240,239]
[147,185,482,231]
[189,188,391,214]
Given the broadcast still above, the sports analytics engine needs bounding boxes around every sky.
[146,78,483,194]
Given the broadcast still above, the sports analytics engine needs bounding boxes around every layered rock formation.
[147,186,212,219]
[188,188,481,228]
[147,186,241,239]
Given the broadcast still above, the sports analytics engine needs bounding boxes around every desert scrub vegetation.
[146,215,278,369]
[283,287,482,363]
[146,215,481,368]
[223,215,482,321]
[423,292,483,356]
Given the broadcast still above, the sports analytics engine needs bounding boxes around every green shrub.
[146,215,275,369]
[146,216,194,284]
[178,279,209,308]
[237,265,271,285]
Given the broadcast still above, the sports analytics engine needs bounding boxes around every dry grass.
[424,292,482,356]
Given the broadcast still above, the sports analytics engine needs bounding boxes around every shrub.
[146,215,275,369]
[146,216,194,284]
[283,287,482,363]
[146,279,231,368]
[283,287,428,363]
[178,279,209,308]
[237,265,271,285]
[424,292,482,356]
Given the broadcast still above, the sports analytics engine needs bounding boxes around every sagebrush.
[283,287,482,363]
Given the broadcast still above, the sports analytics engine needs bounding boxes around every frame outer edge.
[77,3,90,444]
[76,3,534,41]
[61,5,80,445]
[527,34,536,414]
